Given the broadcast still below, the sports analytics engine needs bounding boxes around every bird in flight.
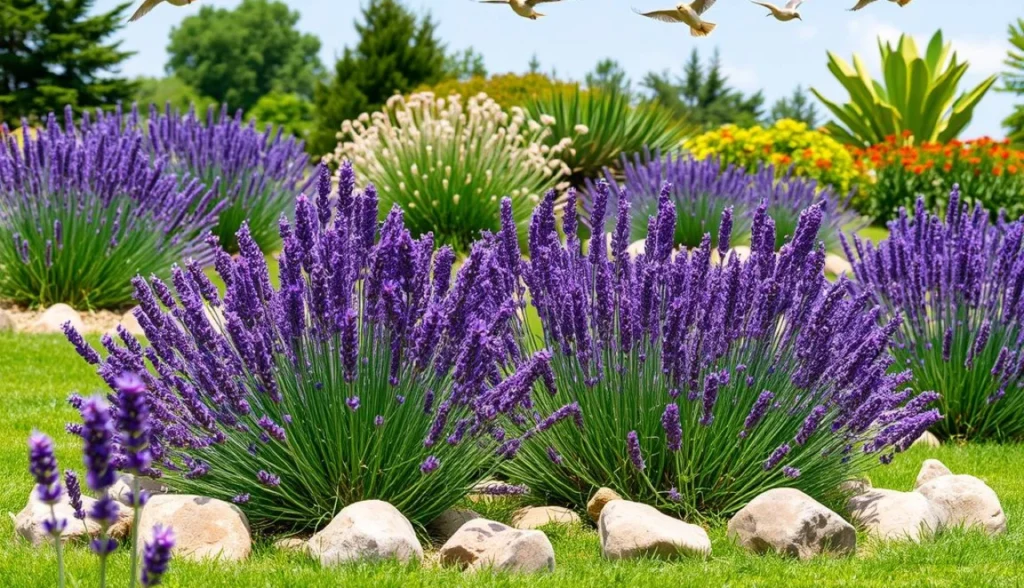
[475,0,566,20]
[633,1,718,38]
[751,0,804,21]
[849,0,911,11]
[129,0,196,22]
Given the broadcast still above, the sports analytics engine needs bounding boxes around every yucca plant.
[64,163,574,532]
[500,184,940,518]
[812,30,997,147]
[0,108,218,309]
[524,86,690,187]
[845,187,1024,441]
[333,92,568,253]
[1001,19,1024,146]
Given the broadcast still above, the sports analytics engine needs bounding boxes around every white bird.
[751,0,804,22]
[633,1,718,38]
[129,0,196,22]
[475,0,565,20]
[849,0,911,11]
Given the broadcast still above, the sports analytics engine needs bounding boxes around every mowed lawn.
[1,333,1023,587]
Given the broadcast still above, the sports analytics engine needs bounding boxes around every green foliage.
[769,85,819,128]
[248,91,315,140]
[643,48,765,129]
[0,0,136,122]
[1002,19,1024,145]
[423,73,574,111]
[585,59,633,97]
[166,0,324,113]
[443,48,488,82]
[133,76,218,114]
[311,0,448,157]
[812,30,997,147]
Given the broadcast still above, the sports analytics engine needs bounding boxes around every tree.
[0,0,136,123]
[1002,18,1024,145]
[585,59,632,97]
[444,48,487,82]
[311,0,447,157]
[770,85,819,128]
[166,0,324,114]
[249,91,315,140]
[642,48,764,129]
[134,76,218,113]
[528,54,542,74]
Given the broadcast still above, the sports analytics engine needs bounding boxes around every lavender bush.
[501,182,940,518]
[64,164,572,531]
[845,187,1024,441]
[585,150,859,253]
[0,108,219,309]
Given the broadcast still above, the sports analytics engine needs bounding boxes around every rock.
[587,487,623,523]
[916,475,1006,536]
[599,500,711,561]
[467,479,525,503]
[136,495,251,561]
[915,459,954,489]
[728,246,752,262]
[848,489,944,542]
[912,431,941,448]
[728,488,856,559]
[111,308,145,337]
[439,518,555,573]
[840,477,872,496]
[15,492,132,547]
[308,500,422,567]
[110,473,168,507]
[26,304,84,334]
[0,309,14,332]
[626,239,647,258]
[824,254,853,276]
[274,537,308,553]
[511,506,580,530]
[428,508,482,543]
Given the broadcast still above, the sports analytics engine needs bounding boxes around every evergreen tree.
[444,48,487,81]
[528,54,542,74]
[585,59,632,97]
[0,0,136,123]
[311,0,447,157]
[1002,18,1024,145]
[770,85,819,128]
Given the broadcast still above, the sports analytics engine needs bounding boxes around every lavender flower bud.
[661,403,682,451]
[80,396,117,492]
[28,433,63,505]
[64,470,85,520]
[743,391,775,432]
[763,443,791,470]
[141,524,175,587]
[626,431,645,471]
[257,470,281,487]
[114,372,152,472]
[419,455,440,474]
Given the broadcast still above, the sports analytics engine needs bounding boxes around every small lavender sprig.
[79,396,120,588]
[114,372,153,588]
[28,433,65,588]
[141,524,175,587]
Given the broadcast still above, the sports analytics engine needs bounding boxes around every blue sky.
[99,0,1021,137]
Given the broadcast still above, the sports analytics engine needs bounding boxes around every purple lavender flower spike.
[80,397,117,492]
[29,433,64,506]
[782,466,801,479]
[626,431,645,471]
[257,470,281,487]
[141,524,175,587]
[114,372,152,473]
[64,470,86,521]
[420,455,440,474]
[662,403,682,451]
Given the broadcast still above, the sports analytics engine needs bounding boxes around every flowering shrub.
[586,149,859,252]
[684,119,861,196]
[849,135,1024,222]
[502,183,940,518]
[0,108,218,309]
[65,164,573,532]
[845,188,1024,441]
[333,92,568,252]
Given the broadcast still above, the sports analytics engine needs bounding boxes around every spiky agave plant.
[845,187,1024,441]
[500,182,940,519]
[64,163,574,532]
[0,108,219,309]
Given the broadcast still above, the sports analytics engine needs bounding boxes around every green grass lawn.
[2,333,1022,587]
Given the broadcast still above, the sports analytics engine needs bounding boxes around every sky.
[97,0,1022,138]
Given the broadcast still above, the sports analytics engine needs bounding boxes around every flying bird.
[475,0,565,20]
[849,0,911,11]
[751,0,804,21]
[129,0,196,22]
[633,1,718,38]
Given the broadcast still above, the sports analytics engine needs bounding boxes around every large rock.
[110,308,145,337]
[428,508,482,543]
[587,487,622,523]
[912,431,941,448]
[598,500,711,561]
[439,518,555,573]
[26,304,84,334]
[15,492,132,546]
[728,488,856,559]
[824,254,853,276]
[848,489,944,542]
[110,473,168,507]
[915,459,954,489]
[511,506,580,530]
[308,500,422,567]
[136,495,251,561]
[839,477,872,496]
[916,475,1006,536]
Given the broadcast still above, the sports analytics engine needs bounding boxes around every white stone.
[912,431,941,448]
[136,495,251,561]
[728,245,752,262]
[111,307,145,337]
[439,518,555,573]
[915,459,954,489]
[728,488,856,559]
[848,489,945,542]
[626,239,647,258]
[599,500,711,561]
[110,473,168,507]
[26,303,84,334]
[824,254,853,276]
[587,487,623,523]
[15,492,132,547]
[916,475,1007,536]
[308,500,422,567]
[428,508,482,543]
[840,477,872,496]
[511,506,580,530]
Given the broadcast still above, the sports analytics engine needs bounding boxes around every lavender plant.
[844,187,1024,441]
[64,165,572,532]
[0,108,219,309]
[28,433,66,587]
[501,182,940,518]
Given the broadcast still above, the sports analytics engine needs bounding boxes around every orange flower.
[815,159,833,170]
[944,162,953,172]
[1010,164,1019,175]
[778,154,793,165]
[993,166,1004,177]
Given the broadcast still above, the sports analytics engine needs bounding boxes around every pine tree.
[528,54,542,74]
[585,59,632,97]
[770,85,819,128]
[310,0,447,157]
[0,0,136,123]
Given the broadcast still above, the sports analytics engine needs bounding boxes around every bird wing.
[785,0,803,8]
[633,8,686,23]
[527,0,565,5]
[692,0,718,14]
[849,0,875,9]
[129,0,163,21]
[751,1,778,9]
[477,1,512,3]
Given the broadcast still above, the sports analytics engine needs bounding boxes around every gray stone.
[439,518,555,573]
[599,500,711,561]
[26,304,83,334]
[848,489,944,542]
[308,500,422,567]
[586,487,623,523]
[916,475,1006,536]
[728,488,856,559]
[428,508,482,543]
[136,495,251,561]
[914,459,953,489]
[511,506,580,530]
